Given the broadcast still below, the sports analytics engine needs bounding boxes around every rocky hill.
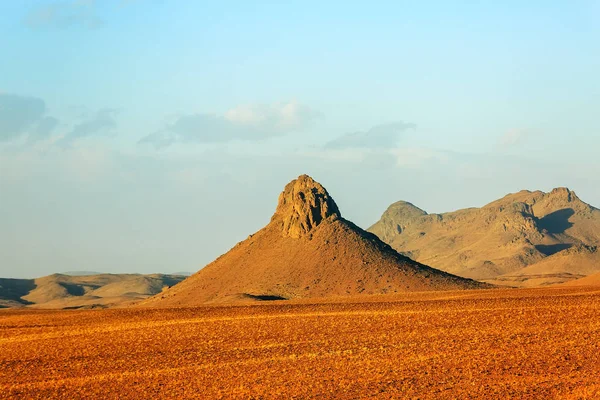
[368,188,600,286]
[141,175,486,307]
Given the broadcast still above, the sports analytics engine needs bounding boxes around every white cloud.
[224,100,320,131]
[139,100,321,148]
[57,109,118,147]
[324,122,416,149]
[0,93,59,142]
[498,128,525,148]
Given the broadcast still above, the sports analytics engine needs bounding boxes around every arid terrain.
[369,188,600,286]
[2,176,598,398]
[0,273,186,309]
[1,286,599,399]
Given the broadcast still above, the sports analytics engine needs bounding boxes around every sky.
[1,0,599,278]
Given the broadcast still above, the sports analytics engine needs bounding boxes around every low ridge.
[141,175,485,307]
[369,188,600,286]
[0,273,186,309]
[561,270,600,287]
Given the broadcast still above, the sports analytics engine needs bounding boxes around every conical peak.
[273,175,341,238]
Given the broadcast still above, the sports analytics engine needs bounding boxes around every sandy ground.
[1,286,599,399]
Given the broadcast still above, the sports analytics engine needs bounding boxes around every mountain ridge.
[369,187,600,286]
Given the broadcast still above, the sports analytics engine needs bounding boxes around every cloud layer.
[139,100,321,148]
[0,94,59,142]
[325,122,416,149]
[498,128,526,148]
[58,109,118,147]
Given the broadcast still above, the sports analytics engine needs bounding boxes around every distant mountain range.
[61,271,193,277]
[0,273,186,309]
[369,188,600,287]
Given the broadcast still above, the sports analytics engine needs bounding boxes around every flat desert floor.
[1,287,599,399]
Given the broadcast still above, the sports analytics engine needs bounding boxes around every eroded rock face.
[272,175,341,238]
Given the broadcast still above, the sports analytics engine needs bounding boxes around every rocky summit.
[273,175,341,238]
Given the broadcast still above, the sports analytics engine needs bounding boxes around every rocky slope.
[369,188,600,285]
[141,175,486,307]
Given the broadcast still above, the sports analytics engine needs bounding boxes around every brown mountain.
[141,175,484,307]
[0,273,186,309]
[368,188,600,286]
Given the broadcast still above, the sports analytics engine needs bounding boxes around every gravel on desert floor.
[1,286,599,399]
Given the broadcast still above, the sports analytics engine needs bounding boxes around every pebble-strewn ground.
[1,287,599,399]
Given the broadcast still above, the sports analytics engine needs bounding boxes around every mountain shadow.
[242,294,288,301]
[537,208,575,234]
[0,278,36,304]
[535,244,573,256]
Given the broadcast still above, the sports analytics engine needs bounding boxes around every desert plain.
[1,286,599,399]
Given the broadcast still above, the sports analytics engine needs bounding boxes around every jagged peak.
[484,187,589,211]
[272,175,341,238]
[547,187,578,201]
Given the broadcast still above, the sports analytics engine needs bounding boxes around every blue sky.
[1,0,599,278]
